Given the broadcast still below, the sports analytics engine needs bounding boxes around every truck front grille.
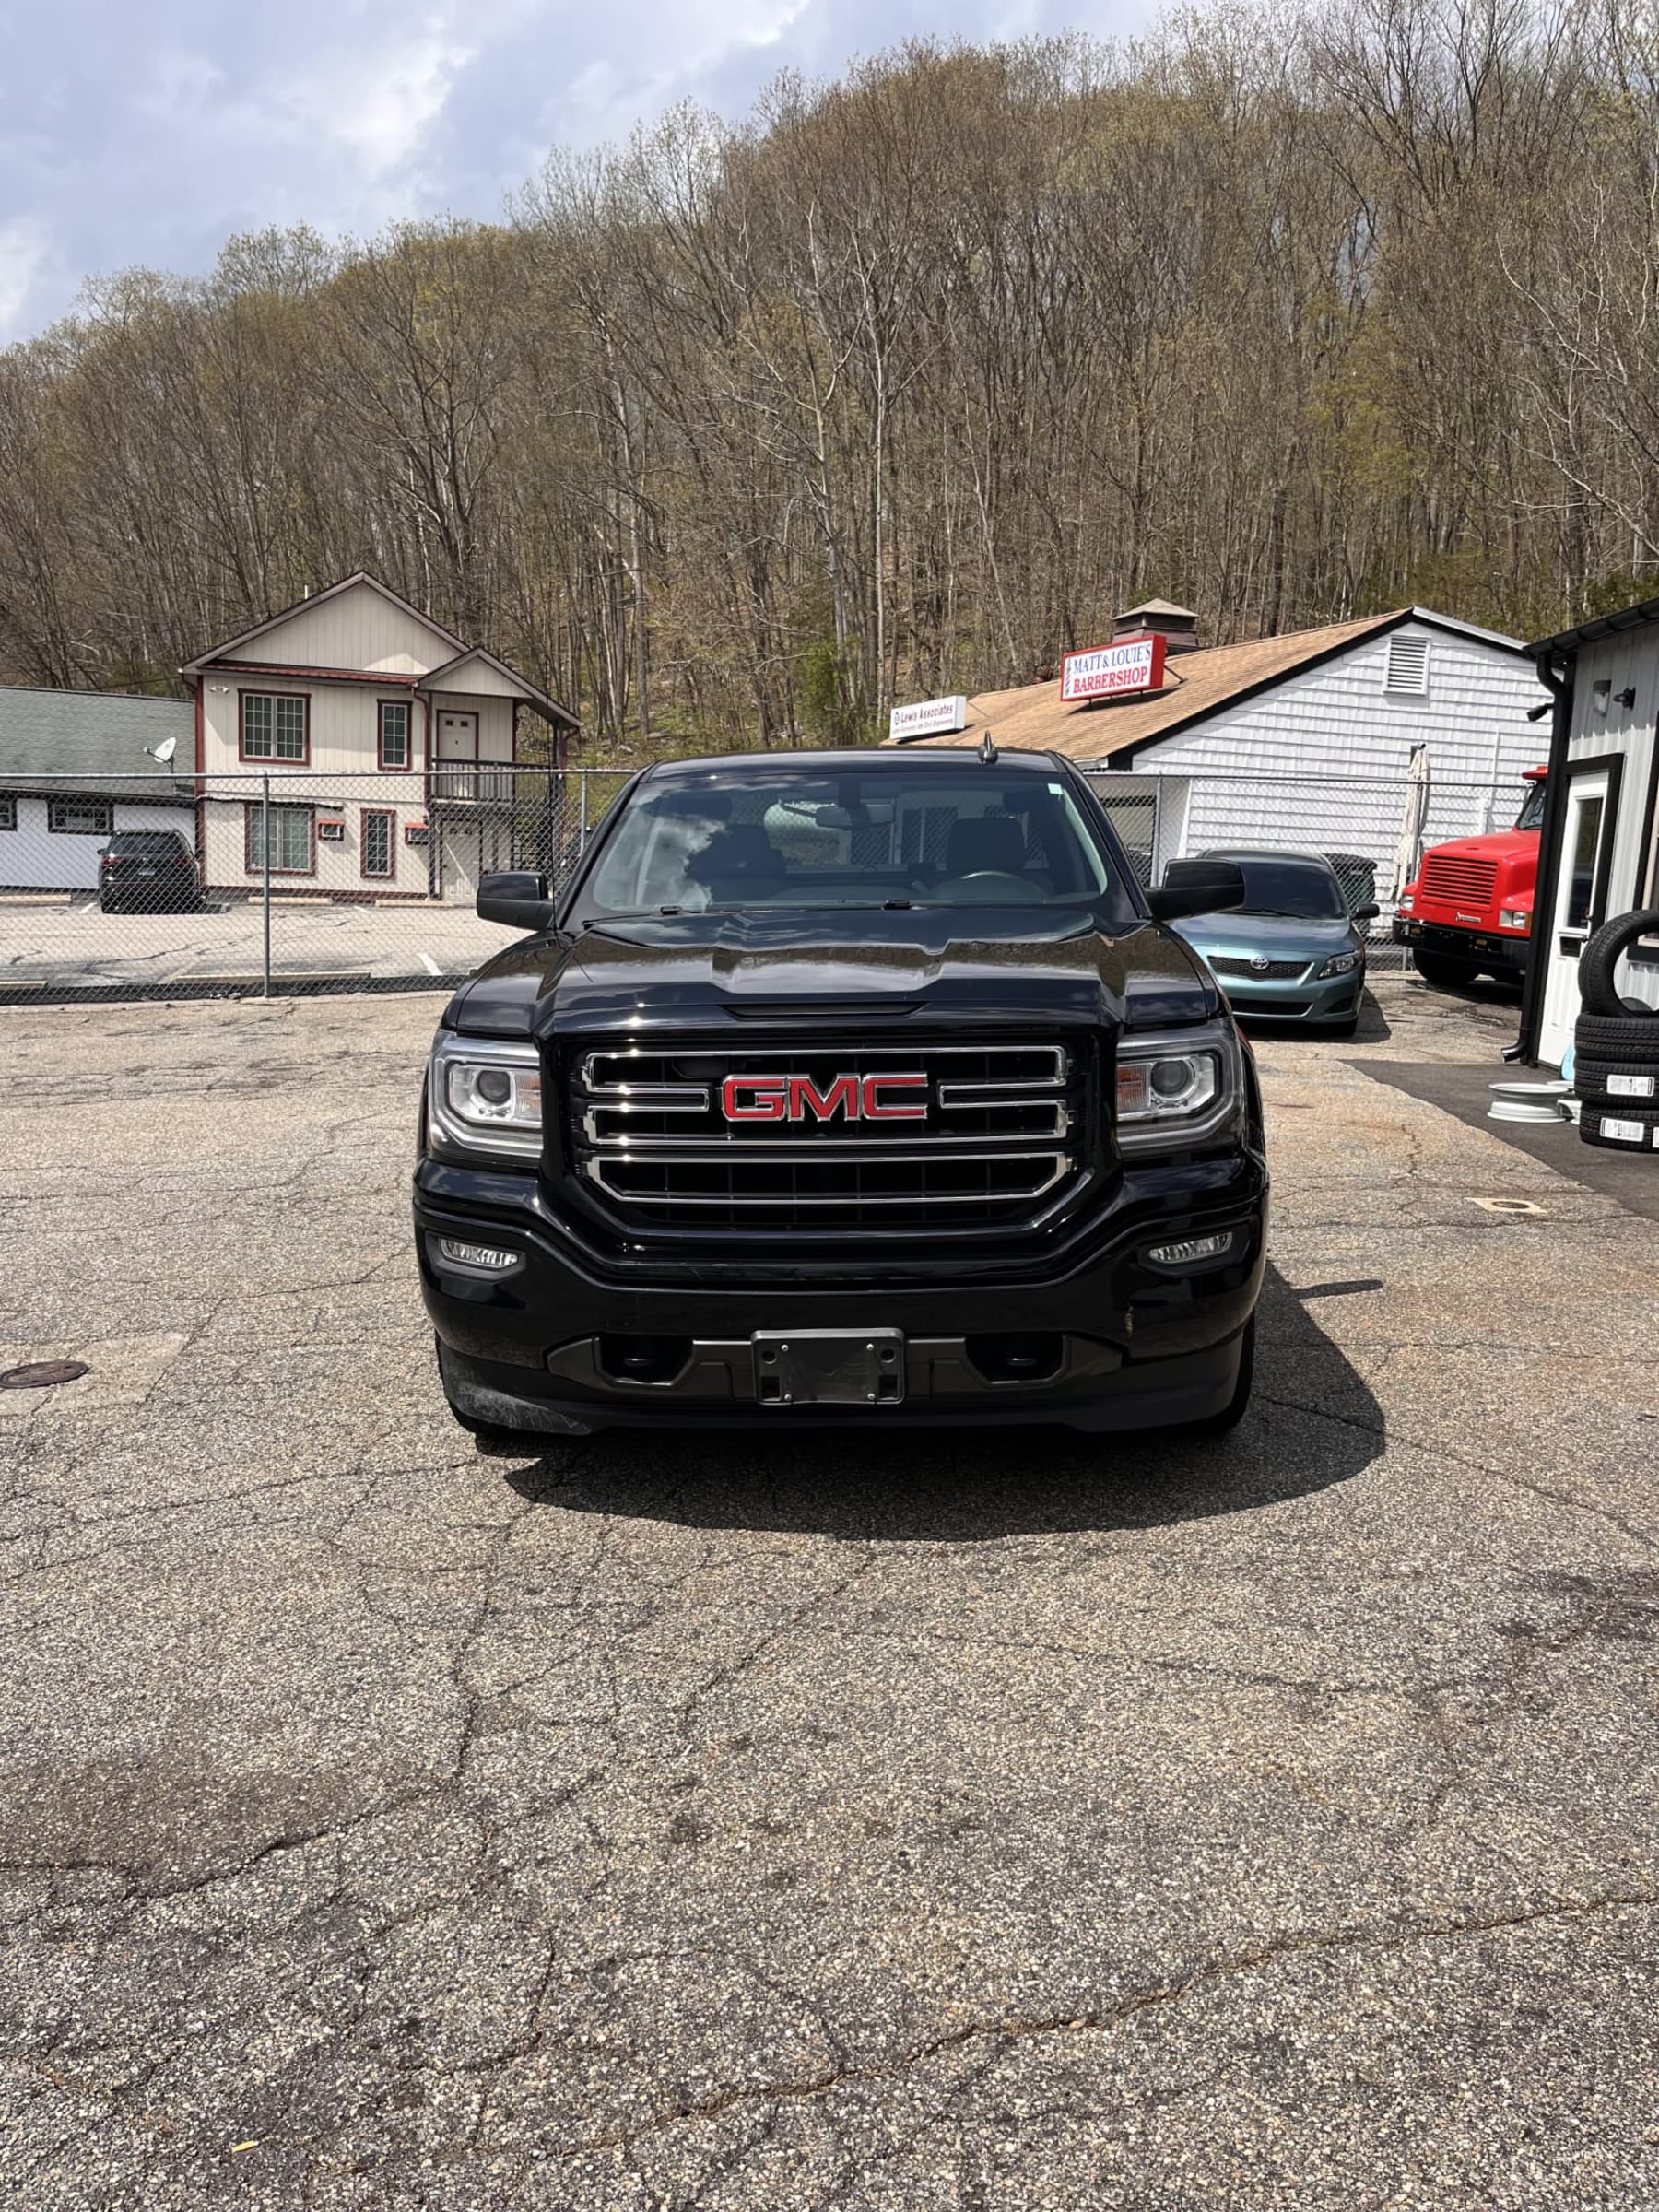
[1420,853,1498,906]
[566,1041,1091,1235]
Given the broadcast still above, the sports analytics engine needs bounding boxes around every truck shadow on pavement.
[504,1264,1382,1541]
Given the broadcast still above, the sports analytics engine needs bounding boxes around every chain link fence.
[0,761,1522,1005]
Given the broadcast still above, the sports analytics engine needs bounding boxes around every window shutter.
[1385,635,1430,695]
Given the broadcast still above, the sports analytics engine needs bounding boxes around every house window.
[1385,636,1430,695]
[362,808,395,879]
[48,798,113,835]
[241,691,309,762]
[378,700,412,771]
[244,802,313,874]
[0,795,17,830]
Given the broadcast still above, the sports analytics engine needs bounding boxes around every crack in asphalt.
[525,1887,1659,2160]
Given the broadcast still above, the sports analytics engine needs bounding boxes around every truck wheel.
[1413,951,1478,989]
[1186,1319,1254,1436]
[1577,909,1659,1018]
[1574,1011,1659,1056]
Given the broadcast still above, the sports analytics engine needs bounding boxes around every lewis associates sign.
[1060,633,1167,703]
[888,694,969,741]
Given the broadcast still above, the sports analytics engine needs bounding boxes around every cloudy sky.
[0,0,1155,344]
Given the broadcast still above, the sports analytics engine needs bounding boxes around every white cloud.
[282,23,478,181]
[0,217,54,341]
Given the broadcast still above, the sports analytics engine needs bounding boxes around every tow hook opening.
[964,1332,1065,1385]
[598,1335,694,1387]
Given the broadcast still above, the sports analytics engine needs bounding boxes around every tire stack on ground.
[1574,909,1659,1150]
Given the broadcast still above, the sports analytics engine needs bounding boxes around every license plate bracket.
[753,1329,905,1407]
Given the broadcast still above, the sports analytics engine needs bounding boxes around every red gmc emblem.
[721,1073,927,1124]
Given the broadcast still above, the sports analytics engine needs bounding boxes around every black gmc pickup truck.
[413,747,1266,1440]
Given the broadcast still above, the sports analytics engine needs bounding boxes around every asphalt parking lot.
[0,892,522,994]
[4,977,1657,2210]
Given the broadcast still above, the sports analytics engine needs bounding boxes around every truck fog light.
[1147,1230,1236,1267]
[434,1236,522,1274]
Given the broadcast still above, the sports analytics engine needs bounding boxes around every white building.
[1518,596,1659,1067]
[182,573,579,901]
[899,602,1547,896]
[0,687,195,889]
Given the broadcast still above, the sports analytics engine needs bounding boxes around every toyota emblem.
[1250,954,1271,972]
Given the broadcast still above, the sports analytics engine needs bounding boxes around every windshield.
[576,768,1125,918]
[1515,780,1547,831]
[1209,854,1347,919]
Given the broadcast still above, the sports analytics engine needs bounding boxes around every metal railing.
[0,762,1517,1005]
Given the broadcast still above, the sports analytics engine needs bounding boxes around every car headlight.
[428,1033,543,1159]
[1499,908,1531,930]
[1116,1020,1243,1154]
[1315,949,1360,979]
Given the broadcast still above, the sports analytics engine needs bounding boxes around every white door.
[435,711,477,800]
[1539,768,1614,1066]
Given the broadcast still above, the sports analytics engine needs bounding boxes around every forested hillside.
[2,0,1656,752]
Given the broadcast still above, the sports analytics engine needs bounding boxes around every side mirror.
[1352,901,1381,922]
[477,870,557,932]
[1146,857,1247,923]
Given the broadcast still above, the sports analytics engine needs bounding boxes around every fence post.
[578,768,589,852]
[261,773,272,1001]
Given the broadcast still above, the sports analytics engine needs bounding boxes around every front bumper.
[1213,971,1362,1025]
[1393,916,1529,971]
[414,1155,1267,1435]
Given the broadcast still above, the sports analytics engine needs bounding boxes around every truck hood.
[445,905,1221,1041]
[1426,827,1538,866]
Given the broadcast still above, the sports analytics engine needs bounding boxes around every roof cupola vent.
[1113,599,1199,653]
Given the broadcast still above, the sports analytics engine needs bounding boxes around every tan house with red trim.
[182,573,578,900]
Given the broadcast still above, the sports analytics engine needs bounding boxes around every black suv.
[99,830,203,913]
[413,747,1266,1440]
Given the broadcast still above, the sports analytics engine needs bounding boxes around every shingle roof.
[1119,597,1197,620]
[899,607,1524,762]
[0,685,195,799]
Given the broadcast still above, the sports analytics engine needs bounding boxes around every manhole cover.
[1470,1197,1547,1218]
[0,1359,89,1390]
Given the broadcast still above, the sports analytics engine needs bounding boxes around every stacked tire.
[1574,909,1659,1150]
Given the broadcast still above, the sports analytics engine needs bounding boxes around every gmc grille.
[1420,853,1498,905]
[566,1041,1091,1236]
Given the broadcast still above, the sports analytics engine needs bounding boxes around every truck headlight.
[1116,1021,1242,1154]
[428,1034,543,1159]
[1315,949,1359,978]
[1499,908,1531,930]
[1397,893,1415,913]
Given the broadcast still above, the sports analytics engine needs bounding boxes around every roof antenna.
[978,728,998,765]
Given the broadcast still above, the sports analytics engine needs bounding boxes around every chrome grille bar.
[568,1037,1088,1230]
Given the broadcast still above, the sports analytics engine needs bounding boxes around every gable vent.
[1385,634,1430,695]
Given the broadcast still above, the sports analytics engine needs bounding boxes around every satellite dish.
[146,736,178,765]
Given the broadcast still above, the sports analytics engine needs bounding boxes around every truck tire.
[1574,1011,1659,1057]
[1575,1059,1659,1106]
[1580,1105,1659,1150]
[1577,909,1659,1018]
[1413,950,1478,988]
